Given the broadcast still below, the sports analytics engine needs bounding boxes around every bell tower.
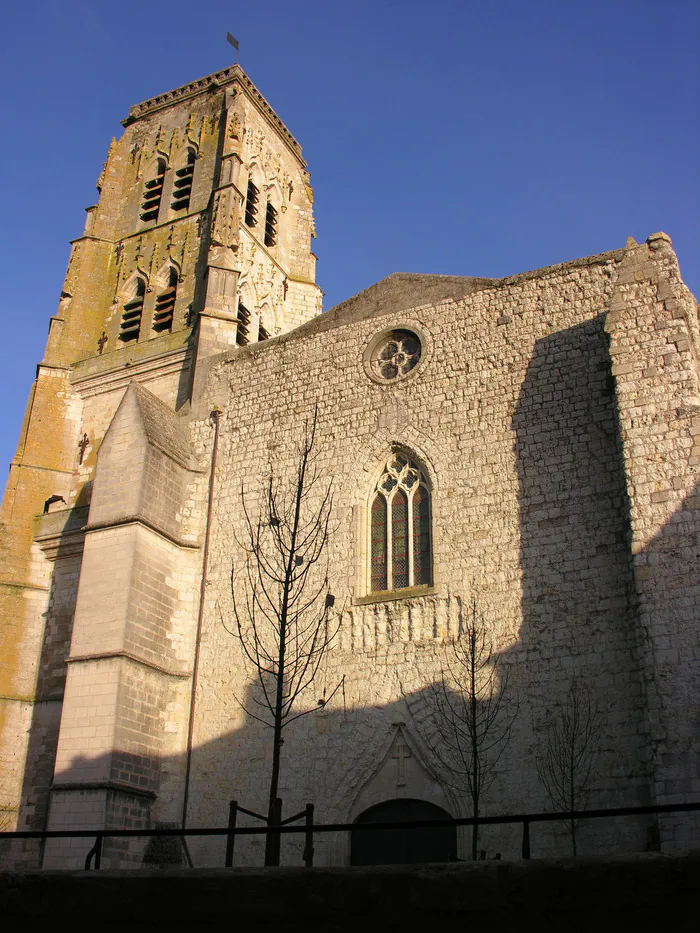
[0,65,321,852]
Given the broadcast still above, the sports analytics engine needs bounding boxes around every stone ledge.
[354,584,437,606]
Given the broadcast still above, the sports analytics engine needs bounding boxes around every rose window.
[370,330,422,382]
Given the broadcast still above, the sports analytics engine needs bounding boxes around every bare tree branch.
[536,675,602,855]
[226,406,341,865]
[421,597,517,860]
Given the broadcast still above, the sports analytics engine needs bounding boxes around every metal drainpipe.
[181,407,222,848]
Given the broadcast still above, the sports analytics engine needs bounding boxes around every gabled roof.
[216,248,628,368]
[283,273,496,343]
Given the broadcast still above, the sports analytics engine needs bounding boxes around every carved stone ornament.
[228,112,242,140]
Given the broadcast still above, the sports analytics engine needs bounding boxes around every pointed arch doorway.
[350,799,457,865]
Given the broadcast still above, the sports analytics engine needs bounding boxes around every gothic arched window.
[370,453,432,593]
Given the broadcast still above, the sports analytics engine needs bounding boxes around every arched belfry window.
[120,277,146,342]
[171,148,195,212]
[244,177,259,227]
[140,158,166,223]
[264,200,278,246]
[153,267,177,333]
[236,301,250,345]
[370,453,432,593]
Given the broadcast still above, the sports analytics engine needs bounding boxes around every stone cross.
[78,433,90,464]
[392,740,411,787]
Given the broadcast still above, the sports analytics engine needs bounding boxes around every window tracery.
[367,329,422,383]
[370,453,432,593]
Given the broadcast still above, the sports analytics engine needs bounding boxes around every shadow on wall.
[32,635,684,875]
[12,506,88,859]
[35,681,473,871]
[511,315,653,827]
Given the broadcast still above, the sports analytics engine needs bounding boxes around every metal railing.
[224,800,315,867]
[2,799,699,870]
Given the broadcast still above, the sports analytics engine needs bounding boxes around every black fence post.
[303,803,314,867]
[84,832,104,870]
[225,800,238,867]
[521,819,531,860]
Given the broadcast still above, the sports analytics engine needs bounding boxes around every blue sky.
[1,0,697,475]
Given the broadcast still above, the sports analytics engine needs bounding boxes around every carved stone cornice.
[71,345,193,399]
[50,780,157,801]
[83,516,203,550]
[123,65,305,164]
[35,507,89,562]
[34,528,86,562]
[66,648,191,679]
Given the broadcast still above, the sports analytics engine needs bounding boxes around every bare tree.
[227,409,342,865]
[536,676,602,855]
[425,597,517,860]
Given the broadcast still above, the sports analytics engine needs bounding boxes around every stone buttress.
[605,233,700,845]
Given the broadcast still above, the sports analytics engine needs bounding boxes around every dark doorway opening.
[350,798,456,865]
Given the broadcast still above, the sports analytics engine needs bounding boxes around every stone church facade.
[1,64,698,868]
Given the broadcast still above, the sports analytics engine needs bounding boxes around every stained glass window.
[371,495,387,591]
[413,485,431,586]
[369,453,432,593]
[392,489,409,589]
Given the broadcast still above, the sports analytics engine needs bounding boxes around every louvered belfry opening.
[264,201,278,247]
[171,149,195,212]
[245,179,259,227]
[140,159,166,222]
[153,269,177,334]
[237,302,250,345]
[258,321,270,341]
[120,279,146,342]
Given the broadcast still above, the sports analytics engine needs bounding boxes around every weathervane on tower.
[227,32,240,63]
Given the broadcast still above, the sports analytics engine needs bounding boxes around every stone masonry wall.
[176,246,686,866]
